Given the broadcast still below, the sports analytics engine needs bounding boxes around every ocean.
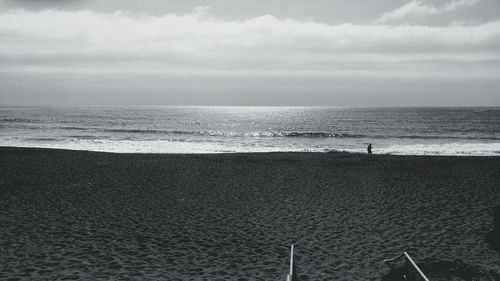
[0,106,499,156]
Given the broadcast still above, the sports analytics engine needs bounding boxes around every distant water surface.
[0,106,499,155]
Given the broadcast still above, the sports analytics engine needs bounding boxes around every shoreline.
[1,147,500,280]
[1,145,500,158]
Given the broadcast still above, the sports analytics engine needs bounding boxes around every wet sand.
[1,147,499,280]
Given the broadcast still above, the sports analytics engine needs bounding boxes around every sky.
[0,0,499,106]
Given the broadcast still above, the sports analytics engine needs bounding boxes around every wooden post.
[286,244,294,281]
[403,252,430,281]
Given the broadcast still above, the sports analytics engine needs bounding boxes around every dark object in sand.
[486,205,500,253]
[382,259,500,281]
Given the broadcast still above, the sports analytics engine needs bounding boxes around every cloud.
[375,0,481,24]
[445,0,481,11]
[0,7,499,80]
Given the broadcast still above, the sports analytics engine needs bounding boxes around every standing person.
[367,144,372,154]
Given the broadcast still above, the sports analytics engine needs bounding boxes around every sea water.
[0,106,499,156]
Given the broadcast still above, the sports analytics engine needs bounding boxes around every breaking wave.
[94,128,499,140]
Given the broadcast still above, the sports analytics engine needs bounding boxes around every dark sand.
[1,147,499,281]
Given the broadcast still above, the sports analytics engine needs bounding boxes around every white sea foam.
[0,139,298,154]
[342,142,500,156]
[1,138,499,156]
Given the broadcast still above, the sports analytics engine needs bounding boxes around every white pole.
[404,252,430,281]
[286,244,294,281]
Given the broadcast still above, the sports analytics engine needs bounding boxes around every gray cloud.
[1,9,499,76]
[0,2,499,106]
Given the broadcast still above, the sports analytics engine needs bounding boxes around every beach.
[1,147,499,281]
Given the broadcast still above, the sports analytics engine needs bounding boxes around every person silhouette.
[367,144,372,154]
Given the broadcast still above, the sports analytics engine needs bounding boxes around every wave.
[5,124,499,140]
[58,126,91,130]
[100,128,365,138]
[0,118,41,123]
[25,137,60,142]
[66,135,102,140]
[94,128,499,140]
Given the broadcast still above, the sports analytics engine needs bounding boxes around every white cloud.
[0,7,499,79]
[445,0,481,11]
[375,0,481,24]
